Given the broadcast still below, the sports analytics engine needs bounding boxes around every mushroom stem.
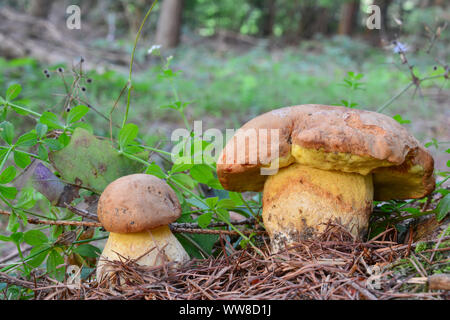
[96,225,189,281]
[262,163,373,252]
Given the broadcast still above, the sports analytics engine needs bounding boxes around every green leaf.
[72,244,101,258]
[217,198,236,209]
[67,105,89,124]
[49,128,147,193]
[205,178,224,190]
[10,232,23,244]
[171,163,193,174]
[170,173,196,189]
[16,187,36,210]
[35,123,48,139]
[0,106,7,122]
[393,114,411,124]
[185,197,209,210]
[15,131,37,147]
[43,138,63,151]
[6,212,19,232]
[436,194,450,222]
[58,132,70,147]
[5,84,22,101]
[402,207,421,216]
[27,244,51,268]
[0,234,10,242]
[0,166,16,184]
[46,250,65,281]
[123,145,145,155]
[159,103,179,111]
[13,150,31,168]
[205,197,218,208]
[190,164,214,184]
[39,112,64,130]
[175,233,218,259]
[0,121,14,145]
[0,148,9,165]
[38,144,48,161]
[16,209,27,226]
[118,123,139,150]
[24,230,48,246]
[197,211,213,228]
[229,192,244,206]
[216,208,230,223]
[145,163,166,179]
[0,185,17,199]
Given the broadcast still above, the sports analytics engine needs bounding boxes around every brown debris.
[19,223,448,300]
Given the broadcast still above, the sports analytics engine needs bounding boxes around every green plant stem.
[0,146,39,160]
[377,82,414,113]
[168,177,264,256]
[0,147,12,173]
[0,246,51,273]
[122,0,159,128]
[377,73,446,113]
[6,102,41,118]
[134,144,174,157]
[238,193,257,217]
[73,235,108,245]
[179,110,191,132]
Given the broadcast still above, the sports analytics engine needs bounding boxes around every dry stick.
[430,228,447,263]
[0,245,32,264]
[0,272,42,290]
[0,210,265,236]
[64,204,99,221]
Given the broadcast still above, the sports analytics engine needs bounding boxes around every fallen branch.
[0,209,265,236]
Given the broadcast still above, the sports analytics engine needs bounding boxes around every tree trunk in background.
[338,0,360,35]
[368,0,393,46]
[296,1,331,40]
[155,0,184,48]
[433,0,446,6]
[297,2,319,40]
[122,0,149,36]
[261,0,276,37]
[29,0,54,18]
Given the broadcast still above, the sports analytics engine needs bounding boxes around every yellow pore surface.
[290,144,394,175]
[373,164,425,199]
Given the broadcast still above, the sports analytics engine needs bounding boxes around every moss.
[415,241,428,253]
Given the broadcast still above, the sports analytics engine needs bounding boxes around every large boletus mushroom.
[217,105,435,252]
[96,174,189,282]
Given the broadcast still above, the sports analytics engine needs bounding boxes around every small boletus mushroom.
[217,105,435,251]
[96,174,189,281]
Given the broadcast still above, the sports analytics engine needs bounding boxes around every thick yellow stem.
[262,163,373,252]
[96,225,189,282]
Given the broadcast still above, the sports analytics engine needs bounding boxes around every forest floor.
[2,222,449,300]
[0,23,449,299]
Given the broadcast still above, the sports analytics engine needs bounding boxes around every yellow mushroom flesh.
[96,225,189,282]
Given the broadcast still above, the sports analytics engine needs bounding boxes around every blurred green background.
[0,0,448,170]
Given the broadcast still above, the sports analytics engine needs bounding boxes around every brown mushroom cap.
[97,174,181,233]
[216,104,435,201]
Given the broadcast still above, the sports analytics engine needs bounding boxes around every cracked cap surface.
[216,104,435,200]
